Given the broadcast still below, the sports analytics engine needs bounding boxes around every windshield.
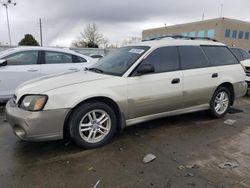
[0,48,16,57]
[89,46,150,76]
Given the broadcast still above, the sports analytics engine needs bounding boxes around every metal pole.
[220,3,223,18]
[4,4,12,45]
[39,18,43,46]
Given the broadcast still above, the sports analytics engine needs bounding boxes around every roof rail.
[143,35,218,42]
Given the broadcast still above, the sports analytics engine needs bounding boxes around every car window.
[138,46,179,74]
[76,56,87,63]
[239,49,250,60]
[202,46,238,66]
[230,48,243,61]
[178,46,210,70]
[5,51,39,65]
[45,51,73,64]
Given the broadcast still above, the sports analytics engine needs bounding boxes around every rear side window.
[178,46,210,70]
[230,48,243,61]
[140,46,179,73]
[74,55,87,63]
[202,46,238,66]
[239,49,250,60]
[45,51,73,64]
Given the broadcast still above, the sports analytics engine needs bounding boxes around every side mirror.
[137,64,155,75]
[0,59,7,66]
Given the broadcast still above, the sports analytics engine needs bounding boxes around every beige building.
[142,17,250,50]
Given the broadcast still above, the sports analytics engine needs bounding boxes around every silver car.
[6,38,247,149]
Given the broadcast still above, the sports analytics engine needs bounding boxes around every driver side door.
[127,46,183,120]
[0,50,41,99]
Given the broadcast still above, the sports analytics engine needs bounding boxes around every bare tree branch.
[71,23,109,48]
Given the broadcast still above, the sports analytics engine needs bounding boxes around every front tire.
[209,87,231,118]
[68,101,117,149]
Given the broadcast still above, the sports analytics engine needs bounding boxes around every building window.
[189,31,196,37]
[182,32,188,36]
[207,29,215,38]
[197,30,205,37]
[239,31,244,39]
[232,30,237,39]
[245,32,249,40]
[225,29,230,38]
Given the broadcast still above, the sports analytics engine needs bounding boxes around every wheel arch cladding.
[63,96,125,139]
[217,82,235,105]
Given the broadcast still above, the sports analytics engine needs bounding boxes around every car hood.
[241,59,250,67]
[15,70,113,98]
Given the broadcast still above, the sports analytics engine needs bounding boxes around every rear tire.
[209,87,232,118]
[68,101,117,149]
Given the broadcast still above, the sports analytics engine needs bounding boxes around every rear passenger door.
[201,46,240,87]
[127,46,183,119]
[41,51,85,75]
[179,46,218,108]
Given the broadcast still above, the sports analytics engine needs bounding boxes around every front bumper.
[5,100,70,141]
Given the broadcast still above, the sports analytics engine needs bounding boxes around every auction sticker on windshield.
[129,49,145,54]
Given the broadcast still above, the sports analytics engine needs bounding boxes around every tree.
[72,23,108,48]
[18,34,39,46]
[122,37,142,46]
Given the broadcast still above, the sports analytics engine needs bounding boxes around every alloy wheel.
[78,110,111,143]
[214,91,229,115]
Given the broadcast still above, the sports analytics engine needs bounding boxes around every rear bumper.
[246,77,250,90]
[233,81,248,98]
[5,100,70,142]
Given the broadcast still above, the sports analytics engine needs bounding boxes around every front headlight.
[19,95,48,111]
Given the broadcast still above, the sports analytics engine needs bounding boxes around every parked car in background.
[90,54,104,60]
[6,38,247,149]
[230,47,250,61]
[230,47,250,91]
[0,47,96,102]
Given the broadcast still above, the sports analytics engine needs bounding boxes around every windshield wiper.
[85,67,104,73]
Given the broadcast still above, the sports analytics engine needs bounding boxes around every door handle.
[212,73,218,78]
[27,69,38,72]
[171,78,180,84]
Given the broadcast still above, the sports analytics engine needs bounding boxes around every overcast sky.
[0,0,249,47]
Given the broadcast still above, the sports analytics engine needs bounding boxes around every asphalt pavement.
[0,97,250,188]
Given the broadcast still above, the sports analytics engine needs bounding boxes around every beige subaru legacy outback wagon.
[6,36,248,149]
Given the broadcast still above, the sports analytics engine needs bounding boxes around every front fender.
[43,79,128,116]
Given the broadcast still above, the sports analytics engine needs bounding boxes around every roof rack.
[143,35,218,42]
